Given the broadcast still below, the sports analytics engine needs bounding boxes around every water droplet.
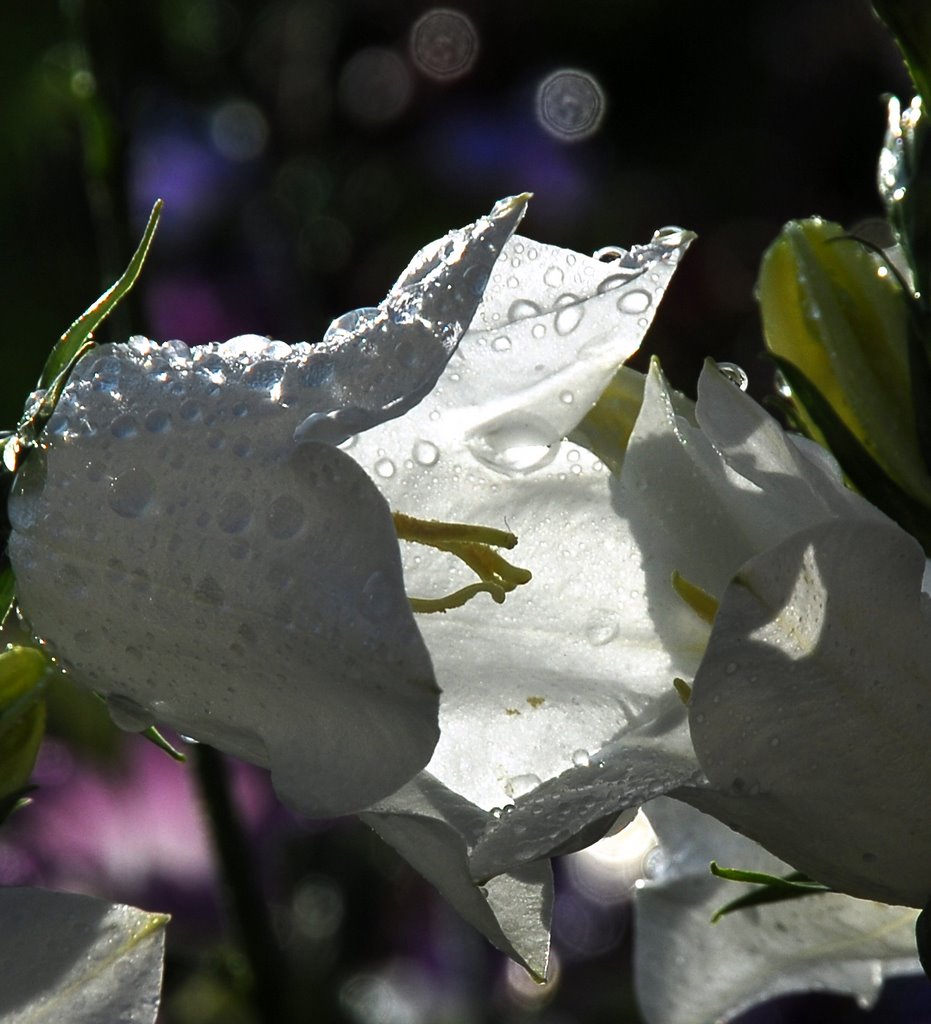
[508,299,543,321]
[506,275,520,289]
[507,773,541,798]
[554,302,584,336]
[144,409,171,433]
[543,265,565,287]
[618,289,652,314]
[110,414,138,439]
[585,609,618,646]
[195,575,225,606]
[374,457,396,479]
[572,748,590,767]
[715,361,749,391]
[769,736,781,748]
[412,440,439,466]
[559,390,574,404]
[89,355,123,392]
[266,495,305,539]
[467,414,560,477]
[531,323,546,339]
[242,360,285,393]
[8,450,47,532]
[106,694,153,733]
[360,570,394,623]
[491,335,512,352]
[108,467,155,518]
[217,493,252,534]
[724,662,738,676]
[322,307,379,344]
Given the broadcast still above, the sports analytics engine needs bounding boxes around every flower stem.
[193,743,286,1023]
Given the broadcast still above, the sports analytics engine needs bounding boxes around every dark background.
[2,2,929,1022]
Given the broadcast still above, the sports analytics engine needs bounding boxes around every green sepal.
[709,861,834,922]
[774,356,931,554]
[873,1,931,112]
[140,726,187,763]
[0,784,36,829]
[40,199,163,389]
[4,200,163,474]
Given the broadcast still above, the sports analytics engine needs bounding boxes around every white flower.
[6,196,692,975]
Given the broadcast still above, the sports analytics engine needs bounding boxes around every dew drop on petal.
[412,440,439,466]
[618,289,652,314]
[507,773,542,799]
[375,457,396,479]
[559,390,574,405]
[585,609,618,647]
[715,361,749,391]
[467,414,560,477]
[266,495,305,539]
[508,299,543,321]
[491,335,512,352]
[554,302,585,336]
[572,748,590,767]
[106,693,153,733]
[359,570,394,623]
[108,467,155,518]
[110,414,138,439]
[543,265,565,287]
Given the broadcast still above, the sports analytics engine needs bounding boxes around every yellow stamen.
[672,571,719,624]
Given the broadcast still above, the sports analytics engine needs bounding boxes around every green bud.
[0,646,48,809]
[758,217,931,509]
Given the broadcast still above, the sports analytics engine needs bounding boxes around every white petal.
[687,518,931,907]
[468,703,701,880]
[0,889,166,1023]
[350,234,695,814]
[635,799,919,1024]
[361,773,552,979]
[10,439,436,817]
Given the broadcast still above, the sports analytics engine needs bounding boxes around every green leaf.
[710,862,834,922]
[774,356,931,554]
[873,0,931,107]
[139,726,187,763]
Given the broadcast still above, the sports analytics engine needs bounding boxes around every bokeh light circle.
[410,8,479,81]
[536,68,605,141]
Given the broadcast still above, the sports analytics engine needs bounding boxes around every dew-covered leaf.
[0,888,167,1024]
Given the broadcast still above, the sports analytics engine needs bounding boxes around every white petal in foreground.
[361,773,553,980]
[685,518,931,907]
[0,888,167,1024]
[635,799,918,1024]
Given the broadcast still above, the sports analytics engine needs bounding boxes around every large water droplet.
[144,409,172,433]
[507,299,543,321]
[491,335,512,353]
[585,609,619,646]
[360,570,394,623]
[507,773,542,799]
[242,360,286,393]
[266,495,305,539]
[110,414,138,439]
[715,361,749,391]
[618,289,652,314]
[467,414,560,477]
[323,307,379,344]
[108,467,156,518]
[412,440,439,466]
[572,748,590,768]
[374,457,396,479]
[554,302,585,336]
[106,694,153,733]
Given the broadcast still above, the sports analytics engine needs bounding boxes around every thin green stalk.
[193,743,287,1024]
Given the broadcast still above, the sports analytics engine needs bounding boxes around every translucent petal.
[686,518,931,907]
[0,889,167,1023]
[349,234,695,815]
[362,772,552,979]
[468,707,701,881]
[635,799,919,1024]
